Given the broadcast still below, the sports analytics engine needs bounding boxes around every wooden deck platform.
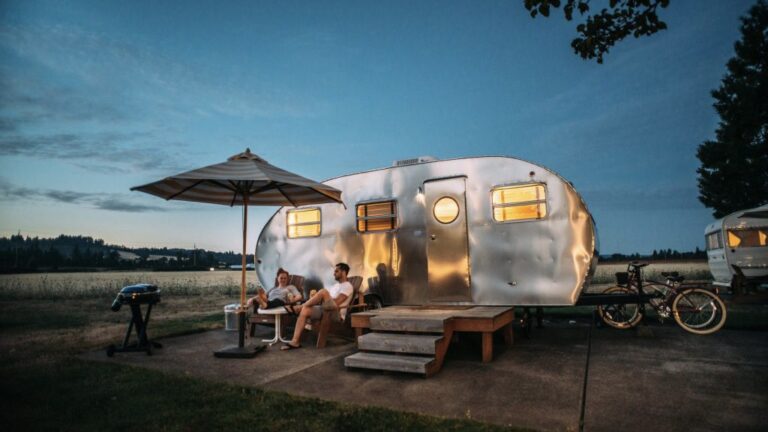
[349,305,514,373]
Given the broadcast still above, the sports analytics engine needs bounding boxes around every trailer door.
[424,177,472,303]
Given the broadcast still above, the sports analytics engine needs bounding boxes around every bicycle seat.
[628,261,649,269]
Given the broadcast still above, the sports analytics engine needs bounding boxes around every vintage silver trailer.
[705,204,768,291]
[255,156,598,306]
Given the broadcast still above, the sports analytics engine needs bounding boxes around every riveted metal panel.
[255,156,597,306]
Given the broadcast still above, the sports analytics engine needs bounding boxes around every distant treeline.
[0,233,708,273]
[600,248,707,263]
[0,234,253,273]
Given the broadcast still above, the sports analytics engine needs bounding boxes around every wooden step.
[344,352,434,374]
[369,316,446,333]
[358,333,443,355]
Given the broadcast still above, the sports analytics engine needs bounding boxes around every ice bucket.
[224,303,240,331]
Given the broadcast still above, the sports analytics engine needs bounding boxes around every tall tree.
[524,0,670,63]
[697,0,768,218]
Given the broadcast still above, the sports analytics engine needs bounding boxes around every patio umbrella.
[131,148,343,357]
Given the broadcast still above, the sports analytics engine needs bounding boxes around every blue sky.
[0,0,755,254]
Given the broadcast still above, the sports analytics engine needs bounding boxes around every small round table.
[256,307,293,345]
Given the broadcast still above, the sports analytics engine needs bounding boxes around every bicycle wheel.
[597,286,643,329]
[672,288,727,335]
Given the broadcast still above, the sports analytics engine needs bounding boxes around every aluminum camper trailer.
[255,156,598,306]
[705,204,768,290]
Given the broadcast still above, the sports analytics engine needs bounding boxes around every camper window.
[727,228,768,248]
[491,183,547,222]
[433,197,460,224]
[287,208,321,238]
[356,201,397,232]
[706,231,723,250]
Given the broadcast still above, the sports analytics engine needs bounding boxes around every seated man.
[281,262,353,350]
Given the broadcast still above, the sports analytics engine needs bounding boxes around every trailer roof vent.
[392,156,438,167]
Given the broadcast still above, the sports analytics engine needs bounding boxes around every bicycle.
[597,262,727,335]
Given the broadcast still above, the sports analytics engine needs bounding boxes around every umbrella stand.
[214,193,265,358]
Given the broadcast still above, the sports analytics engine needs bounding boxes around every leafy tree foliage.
[697,0,768,218]
[524,0,670,63]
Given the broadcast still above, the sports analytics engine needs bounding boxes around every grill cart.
[107,283,162,357]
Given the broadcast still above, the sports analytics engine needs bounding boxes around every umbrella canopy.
[131,148,343,356]
[131,148,341,207]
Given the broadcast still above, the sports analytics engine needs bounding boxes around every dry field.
[588,261,711,292]
[0,271,260,360]
[0,270,265,300]
[0,262,712,300]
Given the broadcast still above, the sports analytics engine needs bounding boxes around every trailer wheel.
[597,286,643,330]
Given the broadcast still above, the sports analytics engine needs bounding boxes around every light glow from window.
[287,208,321,238]
[491,183,547,222]
[727,228,768,248]
[433,197,459,224]
[356,201,397,232]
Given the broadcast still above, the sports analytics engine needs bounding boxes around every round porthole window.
[433,197,459,224]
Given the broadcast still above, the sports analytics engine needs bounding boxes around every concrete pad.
[584,325,768,432]
[81,320,768,432]
[267,329,586,431]
[81,326,356,387]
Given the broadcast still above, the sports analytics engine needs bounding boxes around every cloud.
[0,131,188,174]
[0,71,128,129]
[0,178,169,212]
[0,23,321,121]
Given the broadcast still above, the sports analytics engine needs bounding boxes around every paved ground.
[82,319,768,431]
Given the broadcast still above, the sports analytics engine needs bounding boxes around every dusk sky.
[0,0,756,254]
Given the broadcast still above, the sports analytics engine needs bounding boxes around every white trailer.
[705,204,768,292]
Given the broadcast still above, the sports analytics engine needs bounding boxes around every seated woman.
[246,268,302,311]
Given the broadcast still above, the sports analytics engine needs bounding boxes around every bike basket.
[615,272,629,286]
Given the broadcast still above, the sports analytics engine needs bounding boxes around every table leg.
[482,332,493,363]
[276,314,292,343]
[262,314,280,345]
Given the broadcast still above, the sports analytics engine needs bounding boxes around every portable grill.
[107,283,162,357]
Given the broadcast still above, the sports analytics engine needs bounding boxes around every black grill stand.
[107,302,162,357]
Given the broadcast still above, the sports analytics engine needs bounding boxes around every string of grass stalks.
[0,271,263,300]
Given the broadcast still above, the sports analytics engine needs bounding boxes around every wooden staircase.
[344,315,454,377]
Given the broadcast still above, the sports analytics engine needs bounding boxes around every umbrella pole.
[238,195,248,348]
[213,193,263,358]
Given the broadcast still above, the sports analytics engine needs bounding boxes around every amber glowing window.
[491,183,547,222]
[706,231,723,250]
[287,208,321,238]
[727,228,768,248]
[433,197,460,224]
[356,201,397,232]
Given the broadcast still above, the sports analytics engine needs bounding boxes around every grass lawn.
[0,359,512,432]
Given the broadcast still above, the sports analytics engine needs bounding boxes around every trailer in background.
[705,204,768,293]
